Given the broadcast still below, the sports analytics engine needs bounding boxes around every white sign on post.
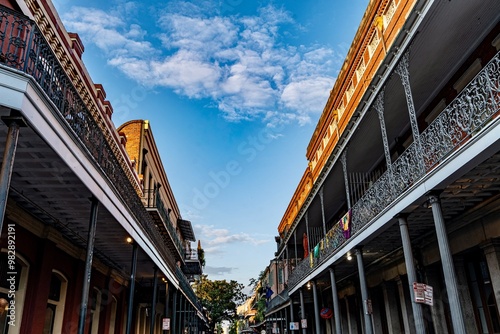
[413,282,433,306]
[301,319,307,329]
[289,322,299,330]
[162,318,170,330]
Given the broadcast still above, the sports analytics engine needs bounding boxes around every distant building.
[268,0,500,333]
[0,0,207,333]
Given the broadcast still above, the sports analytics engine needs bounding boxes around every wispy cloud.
[194,224,270,254]
[203,266,235,276]
[62,1,341,125]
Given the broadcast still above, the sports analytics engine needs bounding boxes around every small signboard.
[364,299,373,314]
[413,282,433,306]
[301,319,307,329]
[162,318,170,330]
[289,322,299,330]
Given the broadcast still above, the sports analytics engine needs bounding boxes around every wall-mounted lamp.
[347,252,353,261]
[126,237,133,244]
[306,282,311,290]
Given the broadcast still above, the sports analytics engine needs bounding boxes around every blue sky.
[52,0,368,293]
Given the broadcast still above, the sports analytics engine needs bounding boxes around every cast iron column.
[164,282,169,334]
[355,247,373,334]
[0,116,25,235]
[311,281,321,334]
[398,214,425,334]
[77,197,99,334]
[172,289,177,333]
[319,187,326,235]
[329,268,342,334]
[150,267,158,334]
[299,288,306,334]
[125,241,138,334]
[428,193,466,334]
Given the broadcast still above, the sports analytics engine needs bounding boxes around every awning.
[177,219,196,241]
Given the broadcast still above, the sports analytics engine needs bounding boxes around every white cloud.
[204,266,235,276]
[194,224,270,254]
[62,2,343,125]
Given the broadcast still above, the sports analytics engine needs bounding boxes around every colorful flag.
[340,209,352,239]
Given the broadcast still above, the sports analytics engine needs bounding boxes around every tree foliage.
[193,275,247,331]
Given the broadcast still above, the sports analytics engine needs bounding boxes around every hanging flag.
[265,286,274,300]
[340,209,352,239]
[314,244,320,258]
[303,233,309,259]
[309,252,314,268]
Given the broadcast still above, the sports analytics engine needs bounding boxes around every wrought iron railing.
[175,266,204,312]
[266,288,289,311]
[287,51,500,288]
[0,6,178,273]
[143,188,185,259]
[185,249,199,261]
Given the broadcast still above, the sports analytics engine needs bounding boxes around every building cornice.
[25,0,142,196]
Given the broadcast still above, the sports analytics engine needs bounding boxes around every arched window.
[0,251,29,334]
[43,270,67,334]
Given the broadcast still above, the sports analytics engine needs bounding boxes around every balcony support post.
[395,50,425,174]
[311,281,321,334]
[319,187,327,235]
[150,266,158,334]
[284,302,288,334]
[0,115,26,235]
[179,294,185,334]
[305,212,310,256]
[355,247,373,334]
[374,89,393,174]
[164,282,170,334]
[299,288,306,334]
[329,268,342,334]
[294,230,298,265]
[289,295,295,323]
[77,196,99,334]
[341,150,351,209]
[125,241,138,334]
[172,289,177,333]
[397,214,426,334]
[428,193,466,334]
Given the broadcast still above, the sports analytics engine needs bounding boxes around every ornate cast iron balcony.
[143,188,185,262]
[266,288,289,312]
[288,51,500,289]
[0,6,177,272]
[175,266,204,312]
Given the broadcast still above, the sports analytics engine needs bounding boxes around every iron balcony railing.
[175,266,204,312]
[0,6,177,272]
[143,189,185,260]
[266,288,289,312]
[288,51,500,288]
[185,249,199,261]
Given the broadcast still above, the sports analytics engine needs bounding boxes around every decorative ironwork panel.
[391,143,424,193]
[286,51,499,291]
[374,88,393,172]
[0,9,31,69]
[176,267,203,311]
[421,53,500,171]
[341,150,351,208]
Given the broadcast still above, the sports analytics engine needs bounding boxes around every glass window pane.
[43,304,56,334]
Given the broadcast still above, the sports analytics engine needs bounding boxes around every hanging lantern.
[320,307,333,319]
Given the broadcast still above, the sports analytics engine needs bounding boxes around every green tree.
[248,271,267,324]
[193,275,247,332]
